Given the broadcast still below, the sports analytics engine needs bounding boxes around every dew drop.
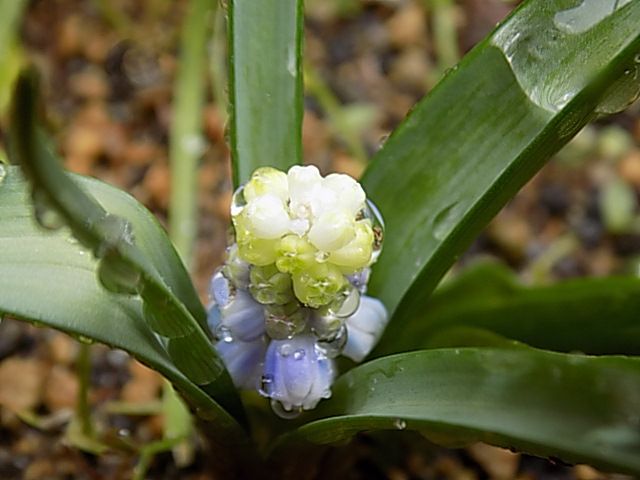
[264,304,307,340]
[230,185,247,217]
[32,190,65,230]
[195,406,218,421]
[94,214,135,258]
[595,61,640,115]
[77,335,94,345]
[314,325,348,359]
[259,374,274,396]
[327,286,360,318]
[270,399,302,420]
[363,200,385,261]
[393,418,407,430]
[278,343,294,357]
[214,325,234,343]
[314,251,329,263]
[0,164,6,185]
[97,251,142,295]
[293,349,305,361]
[309,312,343,340]
[553,0,631,35]
[286,45,296,77]
[347,268,371,294]
[432,202,459,241]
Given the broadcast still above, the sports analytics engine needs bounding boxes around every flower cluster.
[207,165,387,416]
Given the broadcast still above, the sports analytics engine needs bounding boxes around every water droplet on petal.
[278,343,294,357]
[363,200,385,261]
[270,399,302,419]
[264,304,307,340]
[293,349,305,361]
[328,286,360,318]
[259,374,274,396]
[230,185,247,217]
[214,325,234,343]
[315,325,348,359]
[314,251,329,263]
[348,268,371,294]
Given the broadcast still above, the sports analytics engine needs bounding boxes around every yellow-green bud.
[328,220,374,274]
[292,262,347,308]
[275,234,317,273]
[249,264,294,305]
[234,218,279,266]
[243,167,289,202]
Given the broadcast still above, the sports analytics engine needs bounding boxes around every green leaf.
[0,0,26,112]
[285,348,640,475]
[362,0,640,332]
[6,72,249,423]
[375,261,640,356]
[0,166,247,441]
[228,0,304,186]
[0,167,245,430]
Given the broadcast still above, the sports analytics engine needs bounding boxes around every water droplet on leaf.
[432,202,459,241]
[32,190,65,230]
[97,251,142,295]
[393,418,407,430]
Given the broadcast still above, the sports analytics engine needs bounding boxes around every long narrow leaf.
[228,0,304,185]
[0,166,247,445]
[6,71,245,424]
[283,348,640,474]
[363,0,640,334]
[375,262,640,356]
[168,0,214,267]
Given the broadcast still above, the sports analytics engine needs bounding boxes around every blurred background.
[0,0,639,478]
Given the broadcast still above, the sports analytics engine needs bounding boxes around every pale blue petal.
[216,336,266,390]
[342,296,388,362]
[220,289,265,341]
[262,335,335,411]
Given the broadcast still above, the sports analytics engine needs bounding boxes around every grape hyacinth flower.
[207,165,387,417]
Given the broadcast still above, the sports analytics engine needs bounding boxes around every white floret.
[244,194,291,239]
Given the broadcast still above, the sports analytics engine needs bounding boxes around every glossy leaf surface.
[375,262,640,356]
[362,0,640,334]
[288,348,640,475]
[228,0,304,186]
[0,166,246,442]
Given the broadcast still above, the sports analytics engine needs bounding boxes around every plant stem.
[304,63,369,165]
[76,342,94,437]
[426,0,459,86]
[168,0,214,269]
